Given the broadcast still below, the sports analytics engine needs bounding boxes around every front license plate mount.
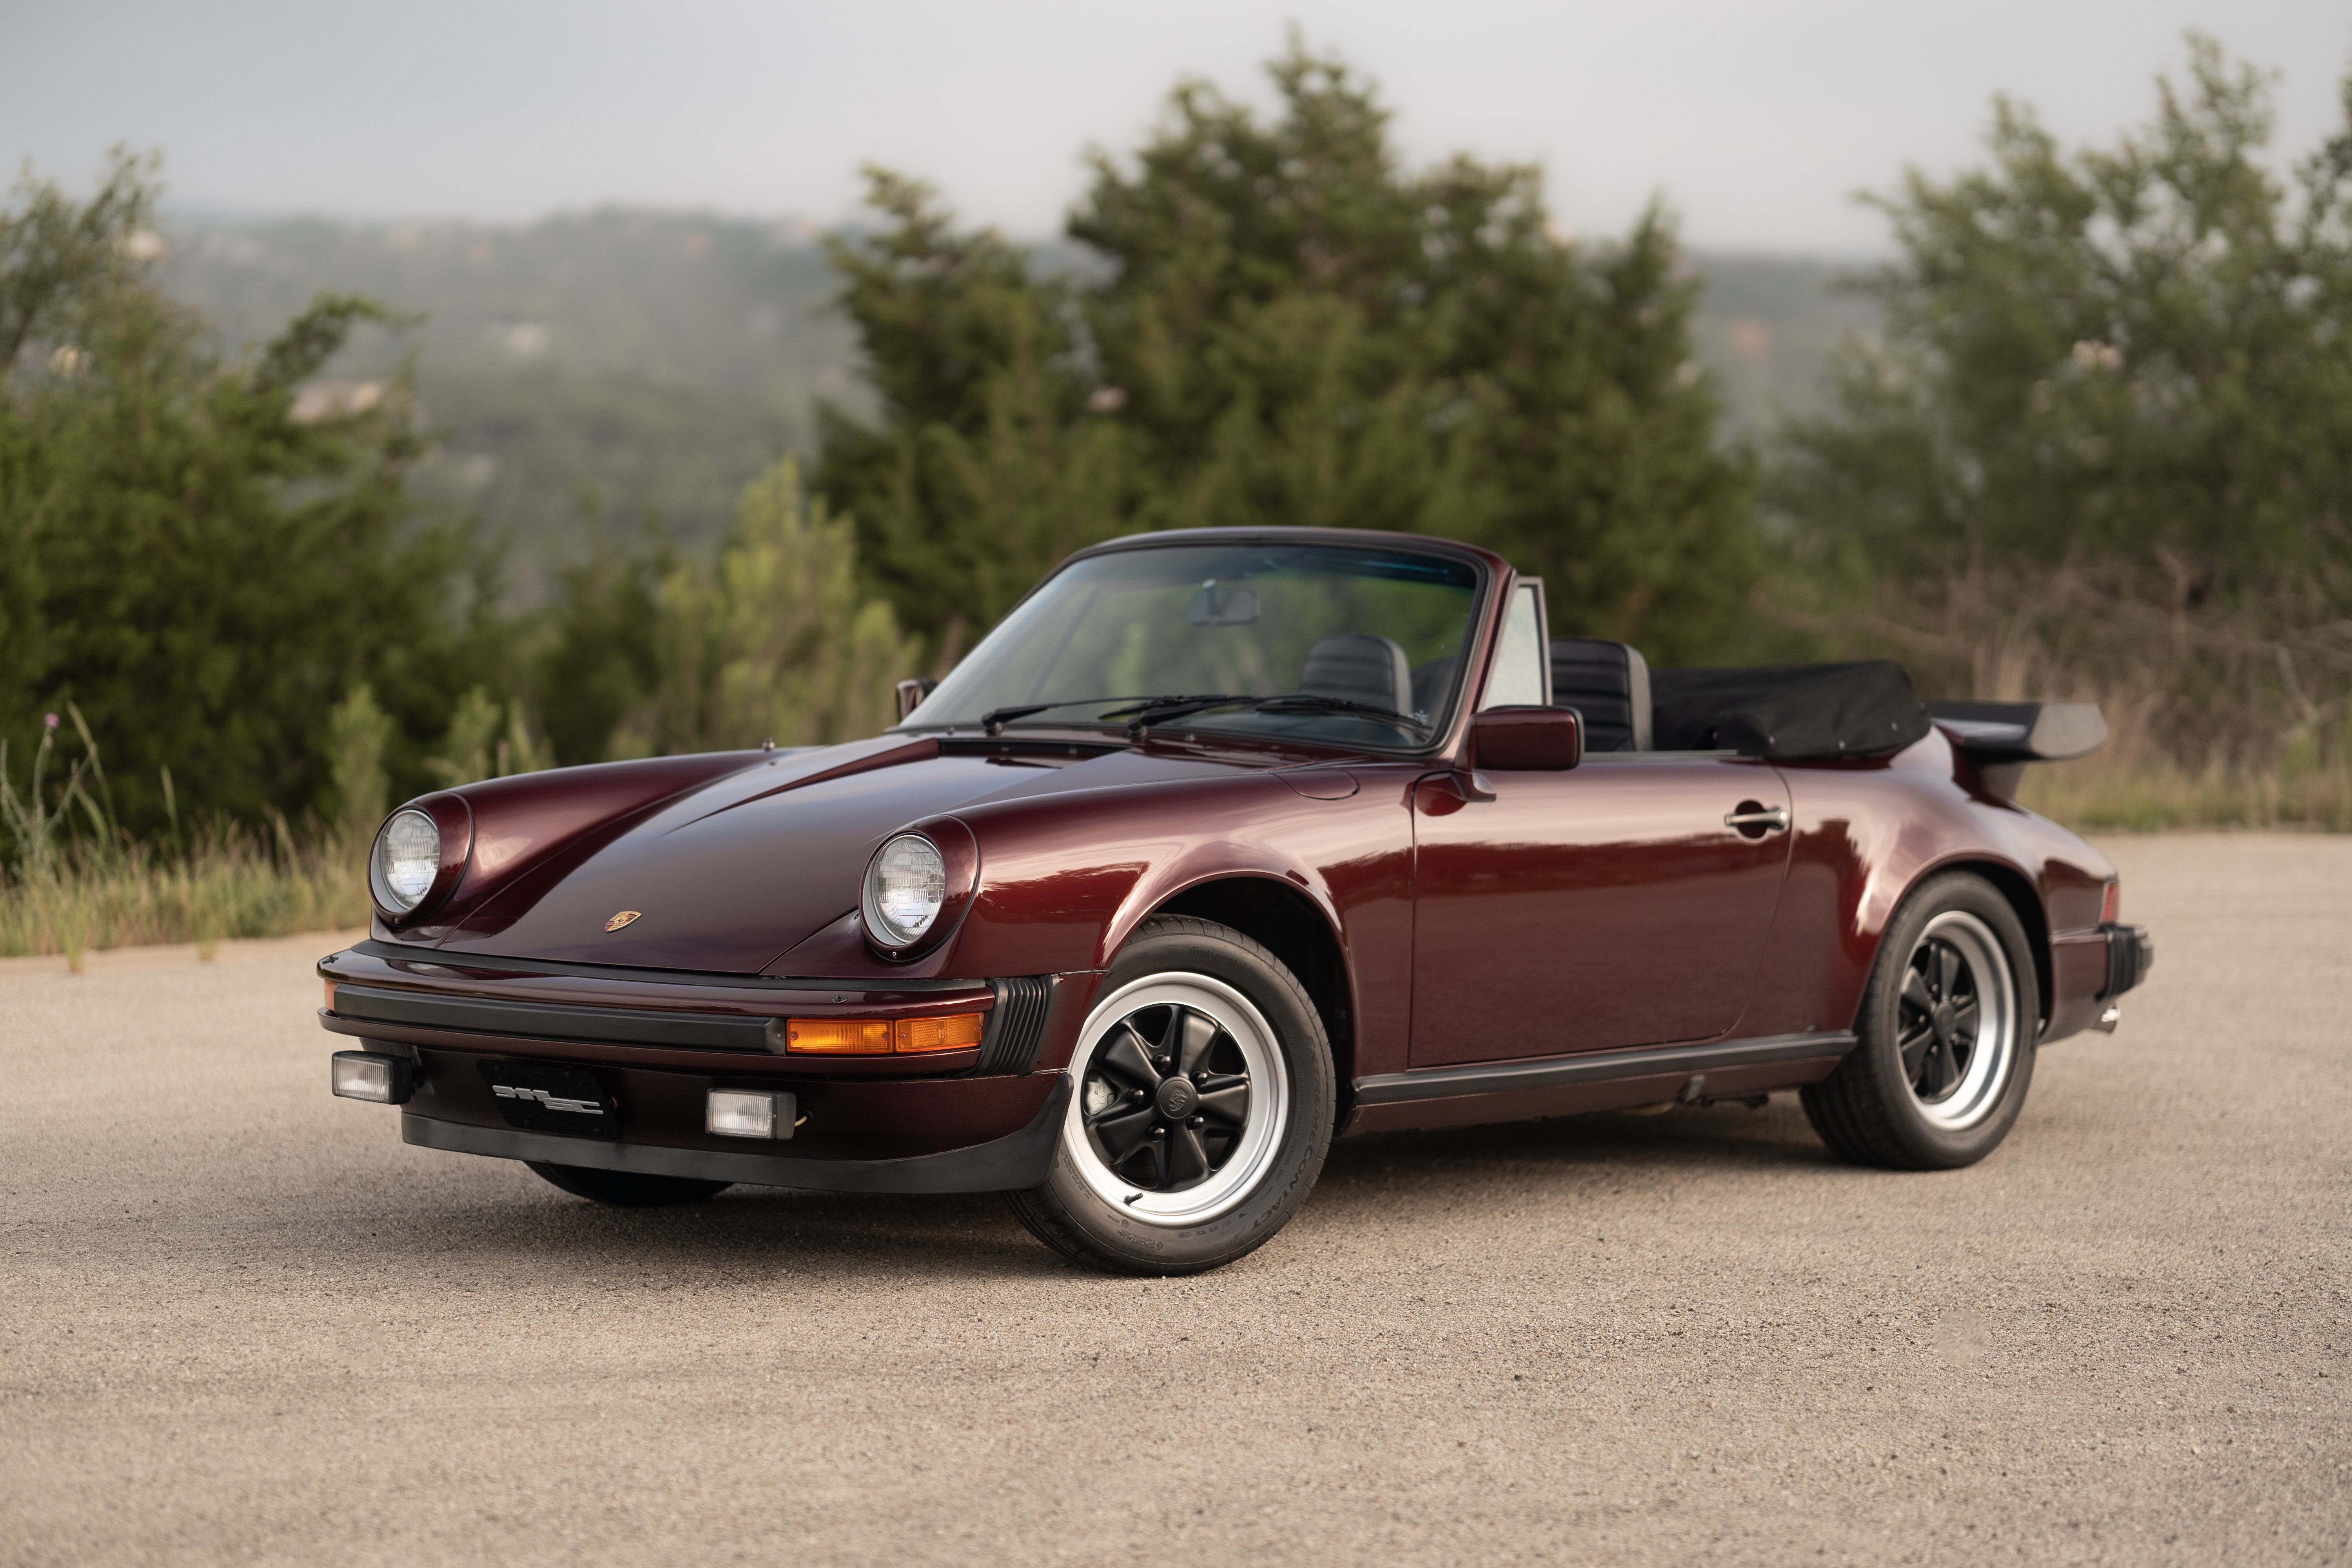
[477,1058,621,1139]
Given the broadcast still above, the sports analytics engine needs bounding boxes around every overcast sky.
[5,1,2346,252]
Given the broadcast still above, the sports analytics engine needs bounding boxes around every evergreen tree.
[1775,37,2352,604]
[0,152,496,837]
[1768,37,2352,751]
[609,457,912,756]
[529,512,678,767]
[817,172,1126,666]
[819,40,1756,666]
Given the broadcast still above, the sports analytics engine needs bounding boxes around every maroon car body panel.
[324,526,2132,1190]
[1408,756,1793,1064]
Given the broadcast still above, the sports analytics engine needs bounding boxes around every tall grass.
[0,831,370,964]
[2019,747,2352,832]
[0,706,367,965]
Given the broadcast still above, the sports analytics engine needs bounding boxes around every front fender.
[376,752,768,942]
[942,773,1313,976]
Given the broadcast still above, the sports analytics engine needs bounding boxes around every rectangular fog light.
[707,1089,792,1140]
[331,1050,414,1104]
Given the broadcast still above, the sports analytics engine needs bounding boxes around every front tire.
[1802,872,2038,1170]
[525,1161,733,1207]
[1007,915,1336,1275]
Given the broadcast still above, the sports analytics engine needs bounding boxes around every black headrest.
[1300,634,1411,715]
[1549,638,1652,751]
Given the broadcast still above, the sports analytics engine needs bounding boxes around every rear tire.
[525,1161,733,1207]
[1007,915,1335,1275]
[1802,872,2038,1170]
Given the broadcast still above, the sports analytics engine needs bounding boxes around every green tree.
[1771,37,2352,722]
[819,39,1756,665]
[610,456,912,756]
[527,508,679,768]
[0,151,500,838]
[325,685,392,845]
[817,172,1127,665]
[424,686,552,787]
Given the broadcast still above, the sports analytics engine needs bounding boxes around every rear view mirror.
[1186,585,1259,626]
[1471,706,1583,770]
[895,678,937,721]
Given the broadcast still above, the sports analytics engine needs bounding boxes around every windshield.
[903,542,1483,750]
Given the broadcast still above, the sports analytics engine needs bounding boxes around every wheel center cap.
[1932,1000,1957,1041]
[1156,1078,1199,1119]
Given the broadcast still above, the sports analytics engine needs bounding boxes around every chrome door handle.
[1724,805,1790,833]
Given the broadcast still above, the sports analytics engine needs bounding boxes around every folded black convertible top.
[1649,661,1932,760]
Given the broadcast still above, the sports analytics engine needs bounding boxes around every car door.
[1407,754,1794,1066]
[1405,579,1793,1067]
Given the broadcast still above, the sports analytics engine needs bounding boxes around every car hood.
[430,737,1261,973]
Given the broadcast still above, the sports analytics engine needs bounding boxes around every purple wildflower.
[44,713,59,730]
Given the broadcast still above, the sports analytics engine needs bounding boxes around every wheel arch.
[1148,875,1356,1127]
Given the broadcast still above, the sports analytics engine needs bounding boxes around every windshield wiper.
[1122,692,1431,736]
[1248,694,1431,733]
[975,695,1242,736]
[976,691,1431,740]
[1095,694,1260,725]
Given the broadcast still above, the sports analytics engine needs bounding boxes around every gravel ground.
[2,833,2347,1567]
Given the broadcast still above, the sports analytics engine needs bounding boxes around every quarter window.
[1479,581,1550,710]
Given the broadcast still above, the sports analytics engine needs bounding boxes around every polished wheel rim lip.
[1063,972,1289,1228]
[1897,910,2019,1131]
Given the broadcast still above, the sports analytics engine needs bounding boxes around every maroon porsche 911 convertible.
[321,527,2152,1273]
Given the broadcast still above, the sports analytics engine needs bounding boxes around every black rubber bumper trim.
[977,976,1054,1076]
[2100,922,2154,999]
[343,937,987,994]
[336,982,789,1053]
[1351,1031,1858,1107]
[400,1073,1071,1194]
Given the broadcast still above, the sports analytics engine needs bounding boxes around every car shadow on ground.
[1322,1097,1837,1181]
[267,1098,1842,1285]
[375,1179,1077,1281]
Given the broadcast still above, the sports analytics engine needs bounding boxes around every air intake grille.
[978,976,1054,1075]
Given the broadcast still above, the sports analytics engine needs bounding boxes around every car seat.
[1549,637,1652,751]
[1299,634,1412,714]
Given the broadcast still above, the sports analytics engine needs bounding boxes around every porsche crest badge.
[603,910,642,933]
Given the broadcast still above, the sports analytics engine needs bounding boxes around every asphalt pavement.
[2,833,2346,1566]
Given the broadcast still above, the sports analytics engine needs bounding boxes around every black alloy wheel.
[1078,1002,1253,1194]
[1899,934,1983,1107]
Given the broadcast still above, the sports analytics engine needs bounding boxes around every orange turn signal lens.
[785,1018,895,1054]
[784,1012,984,1055]
[893,1012,984,1053]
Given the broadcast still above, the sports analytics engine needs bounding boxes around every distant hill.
[162,210,1875,599]
[164,210,858,598]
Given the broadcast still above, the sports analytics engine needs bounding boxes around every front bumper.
[402,1075,1070,1194]
[318,942,1089,1194]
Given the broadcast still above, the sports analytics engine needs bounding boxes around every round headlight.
[864,833,947,946]
[373,808,441,911]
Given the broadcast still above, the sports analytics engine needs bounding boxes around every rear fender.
[1737,731,2111,1040]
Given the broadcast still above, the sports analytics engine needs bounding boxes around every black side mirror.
[1470,706,1583,770]
[895,679,938,721]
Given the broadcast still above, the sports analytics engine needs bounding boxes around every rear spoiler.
[1925,701,2107,802]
